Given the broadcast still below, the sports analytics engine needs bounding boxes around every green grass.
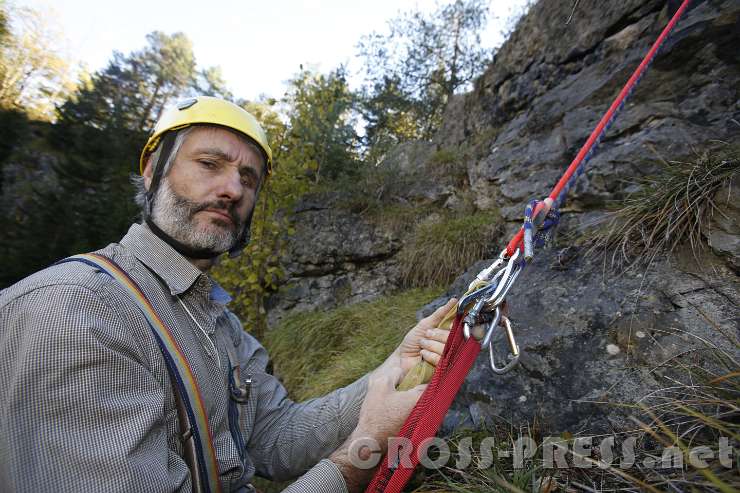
[589,143,739,268]
[430,148,458,167]
[399,210,502,288]
[263,287,443,401]
[255,298,738,493]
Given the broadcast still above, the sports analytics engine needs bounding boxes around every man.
[0,96,454,492]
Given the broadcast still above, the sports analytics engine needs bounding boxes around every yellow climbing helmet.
[139,96,273,175]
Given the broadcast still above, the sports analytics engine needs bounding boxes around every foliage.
[263,288,441,401]
[212,69,368,330]
[621,347,739,493]
[0,106,28,166]
[0,5,80,121]
[588,143,739,269]
[399,209,502,288]
[328,159,419,215]
[411,427,541,493]
[430,148,459,167]
[357,0,492,158]
[0,1,8,43]
[192,65,233,100]
[282,66,361,182]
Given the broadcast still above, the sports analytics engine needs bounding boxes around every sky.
[14,0,528,101]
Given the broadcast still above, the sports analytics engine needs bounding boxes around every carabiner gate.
[486,315,520,374]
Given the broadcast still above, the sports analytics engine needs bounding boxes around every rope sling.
[368,1,693,491]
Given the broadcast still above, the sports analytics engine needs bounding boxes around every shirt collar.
[120,222,206,296]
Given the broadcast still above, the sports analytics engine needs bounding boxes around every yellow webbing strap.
[396,281,487,391]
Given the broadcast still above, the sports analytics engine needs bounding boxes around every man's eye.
[199,159,217,169]
[241,175,256,188]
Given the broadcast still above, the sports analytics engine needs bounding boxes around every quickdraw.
[460,198,560,375]
[367,1,693,491]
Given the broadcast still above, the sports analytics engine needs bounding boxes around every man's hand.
[329,298,457,491]
[329,366,425,492]
[396,298,457,375]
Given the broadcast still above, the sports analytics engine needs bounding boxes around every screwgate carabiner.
[486,315,520,374]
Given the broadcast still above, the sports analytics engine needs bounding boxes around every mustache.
[171,192,241,228]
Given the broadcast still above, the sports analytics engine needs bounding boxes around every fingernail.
[425,329,433,337]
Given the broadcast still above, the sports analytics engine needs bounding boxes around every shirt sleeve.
[280,459,348,493]
[0,282,189,493]
[224,312,368,483]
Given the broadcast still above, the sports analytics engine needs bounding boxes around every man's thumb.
[427,298,457,325]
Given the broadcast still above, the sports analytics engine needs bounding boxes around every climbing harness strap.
[367,1,692,491]
[57,253,222,493]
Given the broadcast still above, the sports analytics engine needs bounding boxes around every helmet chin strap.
[144,130,255,261]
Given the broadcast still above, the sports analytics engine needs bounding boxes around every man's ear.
[142,156,154,190]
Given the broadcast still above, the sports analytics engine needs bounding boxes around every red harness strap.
[366,315,480,492]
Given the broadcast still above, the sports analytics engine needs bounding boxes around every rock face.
[421,246,739,435]
[708,175,740,271]
[269,0,740,434]
[266,192,403,326]
[439,0,739,219]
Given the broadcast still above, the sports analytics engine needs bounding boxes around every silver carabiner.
[483,248,521,309]
[480,306,502,347]
[468,248,508,290]
[486,315,520,374]
[485,263,522,310]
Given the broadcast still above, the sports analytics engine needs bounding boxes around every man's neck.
[188,257,215,272]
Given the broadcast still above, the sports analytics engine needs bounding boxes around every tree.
[357,0,491,156]
[192,66,234,101]
[1,29,240,287]
[213,66,364,333]
[0,5,79,121]
[56,31,196,136]
[282,66,360,182]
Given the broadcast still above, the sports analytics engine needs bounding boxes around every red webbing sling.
[366,1,692,491]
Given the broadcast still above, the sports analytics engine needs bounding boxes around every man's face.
[144,126,265,254]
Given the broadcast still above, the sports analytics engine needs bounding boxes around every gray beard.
[150,178,241,254]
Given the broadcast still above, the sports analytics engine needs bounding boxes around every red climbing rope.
[505,0,693,258]
[366,1,692,492]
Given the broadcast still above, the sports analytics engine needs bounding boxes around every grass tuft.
[588,143,739,268]
[263,288,442,401]
[399,210,502,288]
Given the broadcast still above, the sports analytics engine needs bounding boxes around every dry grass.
[257,308,738,492]
[399,210,503,288]
[263,288,442,401]
[588,143,739,269]
[409,425,543,493]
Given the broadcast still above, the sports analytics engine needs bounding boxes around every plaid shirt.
[0,223,367,492]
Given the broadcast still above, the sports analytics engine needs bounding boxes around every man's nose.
[216,167,244,202]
